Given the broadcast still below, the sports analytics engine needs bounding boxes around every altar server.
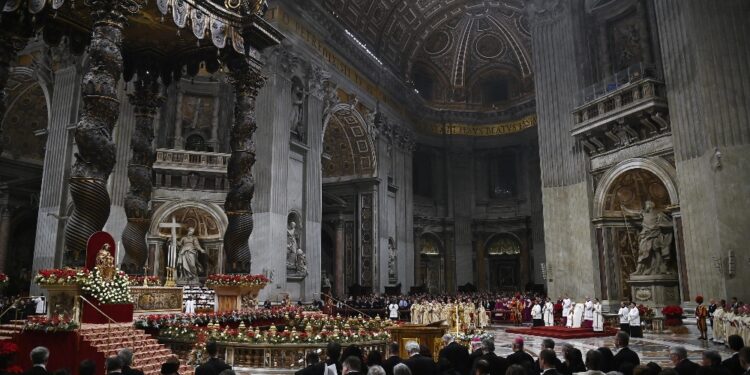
[573,301,584,328]
[532,300,543,327]
[583,297,594,329]
[543,298,554,327]
[593,298,604,332]
[628,302,643,338]
[562,296,572,326]
[618,302,630,332]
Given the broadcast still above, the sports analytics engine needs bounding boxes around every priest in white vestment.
[593,298,603,332]
[583,297,594,328]
[573,301,584,328]
[562,296,572,326]
[567,303,575,328]
[618,302,630,332]
[532,300,543,326]
[543,298,554,326]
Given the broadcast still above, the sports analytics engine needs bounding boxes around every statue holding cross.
[159,216,182,286]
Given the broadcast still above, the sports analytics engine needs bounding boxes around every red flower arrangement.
[34,268,90,285]
[637,304,654,318]
[5,365,23,374]
[24,315,79,332]
[662,305,684,326]
[0,273,8,288]
[0,341,18,356]
[205,274,270,287]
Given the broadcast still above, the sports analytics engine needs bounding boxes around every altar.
[131,286,184,314]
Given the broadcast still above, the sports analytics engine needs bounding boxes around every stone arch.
[594,157,678,218]
[322,105,377,179]
[419,232,444,255]
[1,67,52,160]
[484,232,522,255]
[149,200,228,238]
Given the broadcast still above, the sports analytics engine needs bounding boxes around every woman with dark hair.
[596,347,615,373]
[367,351,384,368]
[505,365,526,375]
[342,345,365,368]
[563,349,586,375]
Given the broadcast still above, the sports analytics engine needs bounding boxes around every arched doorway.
[418,233,445,294]
[485,234,522,292]
[593,158,681,305]
[321,105,378,294]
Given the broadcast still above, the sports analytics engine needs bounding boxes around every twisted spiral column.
[64,0,127,264]
[122,72,163,270]
[223,56,265,272]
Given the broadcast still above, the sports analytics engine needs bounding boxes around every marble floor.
[489,321,733,368]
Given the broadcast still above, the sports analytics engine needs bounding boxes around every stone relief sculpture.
[176,227,206,284]
[286,217,307,277]
[290,79,306,142]
[621,200,674,276]
[387,237,397,284]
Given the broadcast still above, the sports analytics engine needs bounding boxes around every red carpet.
[505,325,618,339]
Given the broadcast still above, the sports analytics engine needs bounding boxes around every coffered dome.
[323,0,534,110]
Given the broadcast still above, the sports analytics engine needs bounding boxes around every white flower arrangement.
[81,267,133,304]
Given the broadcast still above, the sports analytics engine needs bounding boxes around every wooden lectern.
[388,322,447,362]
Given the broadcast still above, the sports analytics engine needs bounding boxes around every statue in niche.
[286,219,307,277]
[290,80,306,142]
[176,227,206,284]
[321,272,331,290]
[387,238,397,284]
[621,200,674,276]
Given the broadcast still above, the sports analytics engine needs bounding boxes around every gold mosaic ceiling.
[322,0,533,107]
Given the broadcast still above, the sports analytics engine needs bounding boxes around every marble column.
[476,234,487,291]
[0,200,10,273]
[209,95,220,151]
[304,84,324,300]
[103,82,134,263]
[451,150,474,289]
[31,59,81,294]
[530,0,596,298]
[654,0,750,302]
[403,145,415,289]
[333,218,345,299]
[173,89,184,149]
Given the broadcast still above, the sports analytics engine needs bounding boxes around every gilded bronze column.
[122,72,163,270]
[223,55,265,272]
[64,0,127,263]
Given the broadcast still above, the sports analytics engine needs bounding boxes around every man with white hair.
[403,341,436,375]
[438,334,470,375]
[25,347,50,375]
[472,337,509,375]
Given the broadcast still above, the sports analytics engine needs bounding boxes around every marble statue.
[322,272,331,289]
[287,220,307,277]
[621,200,674,275]
[176,227,206,283]
[291,81,305,142]
[387,238,397,283]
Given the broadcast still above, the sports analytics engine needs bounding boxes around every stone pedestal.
[42,284,81,321]
[209,284,266,312]
[627,274,680,316]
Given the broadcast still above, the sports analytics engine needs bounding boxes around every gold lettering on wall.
[416,115,537,137]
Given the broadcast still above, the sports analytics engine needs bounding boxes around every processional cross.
[159,216,182,286]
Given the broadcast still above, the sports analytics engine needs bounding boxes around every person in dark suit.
[535,339,562,374]
[296,352,325,375]
[24,347,50,375]
[79,360,96,375]
[507,337,534,369]
[613,331,641,372]
[722,335,745,375]
[539,350,562,375]
[670,347,700,375]
[106,356,124,375]
[438,334,471,375]
[471,338,508,375]
[343,356,364,375]
[403,341,437,375]
[383,343,403,375]
[737,347,750,375]
[118,348,145,375]
[196,342,231,375]
[702,350,732,375]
